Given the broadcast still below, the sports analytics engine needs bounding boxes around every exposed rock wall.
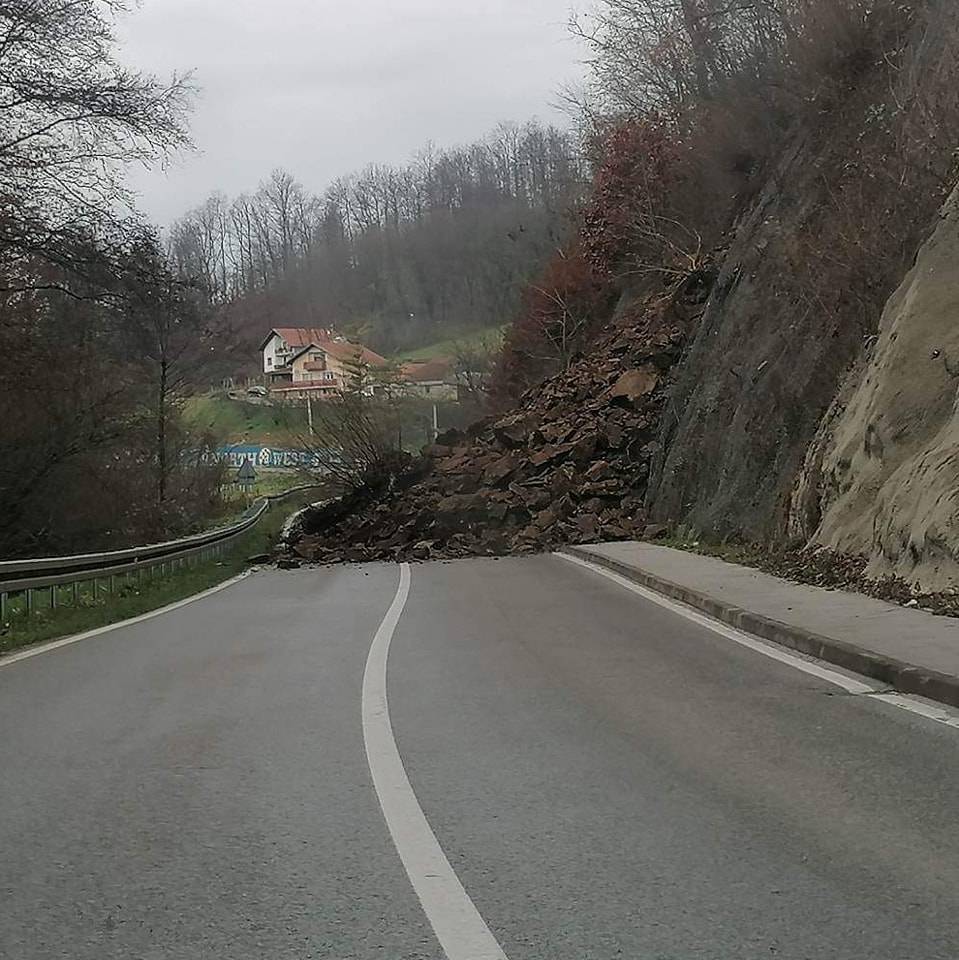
[645,134,866,540]
[798,185,959,590]
[645,12,959,545]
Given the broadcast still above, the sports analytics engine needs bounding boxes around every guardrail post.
[50,585,57,610]
[1,591,6,622]
[26,588,33,615]
[73,581,79,606]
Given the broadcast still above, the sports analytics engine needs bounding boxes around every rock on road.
[1,556,958,959]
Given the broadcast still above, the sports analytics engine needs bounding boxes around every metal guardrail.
[0,485,320,620]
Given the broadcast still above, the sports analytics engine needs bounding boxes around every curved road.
[1,556,958,959]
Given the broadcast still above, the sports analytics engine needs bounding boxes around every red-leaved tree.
[490,243,611,402]
[581,117,699,280]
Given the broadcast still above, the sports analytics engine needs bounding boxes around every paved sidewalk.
[566,541,959,708]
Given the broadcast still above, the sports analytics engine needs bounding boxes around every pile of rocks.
[287,304,693,564]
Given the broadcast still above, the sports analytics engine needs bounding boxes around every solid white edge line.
[870,693,959,730]
[557,551,959,730]
[0,569,256,670]
[361,563,510,960]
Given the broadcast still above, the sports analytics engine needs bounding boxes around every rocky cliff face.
[643,13,959,546]
[645,133,880,541]
[794,185,959,590]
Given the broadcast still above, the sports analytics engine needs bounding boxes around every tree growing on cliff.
[582,117,702,282]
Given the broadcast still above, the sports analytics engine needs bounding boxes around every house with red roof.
[397,358,459,401]
[259,328,336,381]
[259,328,388,400]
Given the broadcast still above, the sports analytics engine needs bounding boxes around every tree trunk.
[680,0,714,99]
[157,357,168,506]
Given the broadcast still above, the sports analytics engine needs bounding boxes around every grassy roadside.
[394,324,506,361]
[0,490,319,657]
[184,394,309,446]
[214,471,313,522]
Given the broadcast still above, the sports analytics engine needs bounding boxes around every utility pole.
[306,393,314,436]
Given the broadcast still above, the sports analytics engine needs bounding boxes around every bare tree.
[293,391,410,494]
[0,0,194,293]
[122,231,220,507]
[172,121,585,355]
[451,332,501,399]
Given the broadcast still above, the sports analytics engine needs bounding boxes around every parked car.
[247,385,268,397]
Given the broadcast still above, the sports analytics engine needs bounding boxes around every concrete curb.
[563,545,959,710]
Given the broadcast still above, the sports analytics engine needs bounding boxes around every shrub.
[490,243,612,402]
[296,392,413,495]
[581,116,698,280]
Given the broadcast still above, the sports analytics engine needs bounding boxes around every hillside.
[288,0,959,594]
[643,1,959,559]
[174,121,583,367]
[185,395,309,447]
[395,324,506,362]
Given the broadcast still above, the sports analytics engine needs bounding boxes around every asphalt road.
[1,555,958,959]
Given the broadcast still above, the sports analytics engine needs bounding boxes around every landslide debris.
[287,302,693,564]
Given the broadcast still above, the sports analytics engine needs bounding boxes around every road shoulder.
[563,542,959,709]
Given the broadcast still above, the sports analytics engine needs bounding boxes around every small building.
[266,336,388,401]
[260,328,337,385]
[397,358,459,401]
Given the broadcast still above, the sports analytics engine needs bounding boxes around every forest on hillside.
[170,122,585,356]
[0,1,228,557]
[10,0,958,563]
[290,0,959,566]
[0,2,586,558]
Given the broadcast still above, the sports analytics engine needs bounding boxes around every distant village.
[257,327,465,403]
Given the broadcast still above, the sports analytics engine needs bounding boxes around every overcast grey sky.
[118,1,583,225]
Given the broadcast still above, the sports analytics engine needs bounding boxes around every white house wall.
[262,334,295,374]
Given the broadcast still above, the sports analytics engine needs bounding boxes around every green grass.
[184,394,309,446]
[0,490,320,657]
[395,324,506,361]
[221,471,311,501]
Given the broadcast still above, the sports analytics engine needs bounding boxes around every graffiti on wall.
[218,446,324,470]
